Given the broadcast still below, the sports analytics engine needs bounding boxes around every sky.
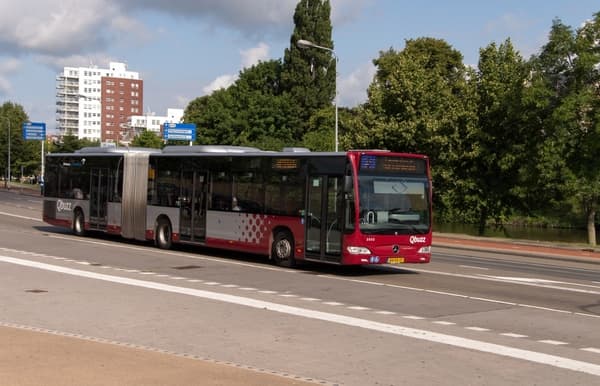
[0,0,598,133]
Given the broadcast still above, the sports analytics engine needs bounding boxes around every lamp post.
[296,39,339,152]
[2,116,10,189]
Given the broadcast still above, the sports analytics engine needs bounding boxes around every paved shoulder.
[434,232,600,262]
[0,325,317,386]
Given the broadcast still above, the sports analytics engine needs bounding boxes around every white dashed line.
[501,333,528,338]
[323,302,344,306]
[539,340,568,346]
[375,311,396,315]
[582,348,600,354]
[466,327,491,332]
[433,321,455,326]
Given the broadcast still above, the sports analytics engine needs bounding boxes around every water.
[433,223,596,244]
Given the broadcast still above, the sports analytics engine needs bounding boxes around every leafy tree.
[356,38,478,220]
[131,130,163,148]
[49,129,99,153]
[0,102,31,180]
[281,0,335,140]
[470,39,530,234]
[529,14,600,245]
[185,60,296,150]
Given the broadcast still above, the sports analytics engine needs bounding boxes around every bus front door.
[180,170,207,242]
[89,168,110,229]
[305,175,343,262]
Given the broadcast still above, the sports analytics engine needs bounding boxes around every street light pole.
[296,39,339,152]
[2,116,10,189]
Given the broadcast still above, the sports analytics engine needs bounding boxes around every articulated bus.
[42,145,432,267]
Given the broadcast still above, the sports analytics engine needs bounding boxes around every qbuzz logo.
[56,200,73,212]
[409,235,427,244]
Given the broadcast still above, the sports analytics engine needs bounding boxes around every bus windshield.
[358,174,430,235]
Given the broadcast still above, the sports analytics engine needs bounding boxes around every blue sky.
[0,0,598,133]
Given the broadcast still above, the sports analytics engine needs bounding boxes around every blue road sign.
[164,123,196,141]
[22,122,46,140]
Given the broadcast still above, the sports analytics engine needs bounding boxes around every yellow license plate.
[387,257,405,264]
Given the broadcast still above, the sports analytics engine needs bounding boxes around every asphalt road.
[1,188,600,385]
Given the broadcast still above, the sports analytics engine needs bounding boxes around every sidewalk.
[0,324,317,386]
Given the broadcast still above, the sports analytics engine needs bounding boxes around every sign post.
[22,121,46,186]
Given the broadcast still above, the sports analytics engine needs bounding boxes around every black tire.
[155,218,172,249]
[73,210,86,236]
[272,231,295,268]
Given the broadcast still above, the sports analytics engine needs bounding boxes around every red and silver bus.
[42,145,432,266]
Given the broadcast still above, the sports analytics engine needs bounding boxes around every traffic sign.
[22,121,46,141]
[164,123,196,141]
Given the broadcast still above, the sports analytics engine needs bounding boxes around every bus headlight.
[418,246,431,254]
[347,246,372,255]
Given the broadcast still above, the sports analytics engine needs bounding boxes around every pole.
[296,39,339,152]
[334,56,339,152]
[41,139,45,183]
[2,117,9,189]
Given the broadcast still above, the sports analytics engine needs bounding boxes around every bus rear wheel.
[272,231,295,268]
[155,219,172,249]
[73,210,85,236]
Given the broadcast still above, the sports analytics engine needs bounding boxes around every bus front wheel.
[272,231,295,268]
[73,210,85,236]
[155,219,172,249]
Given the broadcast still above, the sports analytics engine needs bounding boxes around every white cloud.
[240,42,270,68]
[338,61,376,107]
[0,58,21,95]
[0,0,117,56]
[202,42,273,95]
[202,74,238,94]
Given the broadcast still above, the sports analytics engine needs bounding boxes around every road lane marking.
[0,211,41,222]
[3,254,600,377]
[502,333,528,338]
[539,340,569,346]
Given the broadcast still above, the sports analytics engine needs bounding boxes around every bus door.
[179,170,208,242]
[89,168,110,229]
[305,175,343,262]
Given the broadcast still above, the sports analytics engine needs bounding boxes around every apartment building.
[56,62,142,142]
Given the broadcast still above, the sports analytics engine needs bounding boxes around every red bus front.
[341,152,432,265]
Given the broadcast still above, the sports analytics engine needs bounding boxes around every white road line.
[459,265,489,270]
[539,340,569,346]
[2,254,600,377]
[0,211,41,222]
[466,327,491,332]
[433,321,455,326]
[582,348,600,354]
[501,333,528,338]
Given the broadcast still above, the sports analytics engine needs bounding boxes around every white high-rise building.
[56,62,141,141]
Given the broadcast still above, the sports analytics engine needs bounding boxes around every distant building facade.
[127,108,184,139]
[56,62,142,142]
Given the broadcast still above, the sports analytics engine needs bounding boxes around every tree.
[0,102,31,180]
[356,38,478,220]
[49,129,99,153]
[529,14,600,245]
[471,39,530,234]
[184,60,296,150]
[131,130,163,148]
[281,0,335,140]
